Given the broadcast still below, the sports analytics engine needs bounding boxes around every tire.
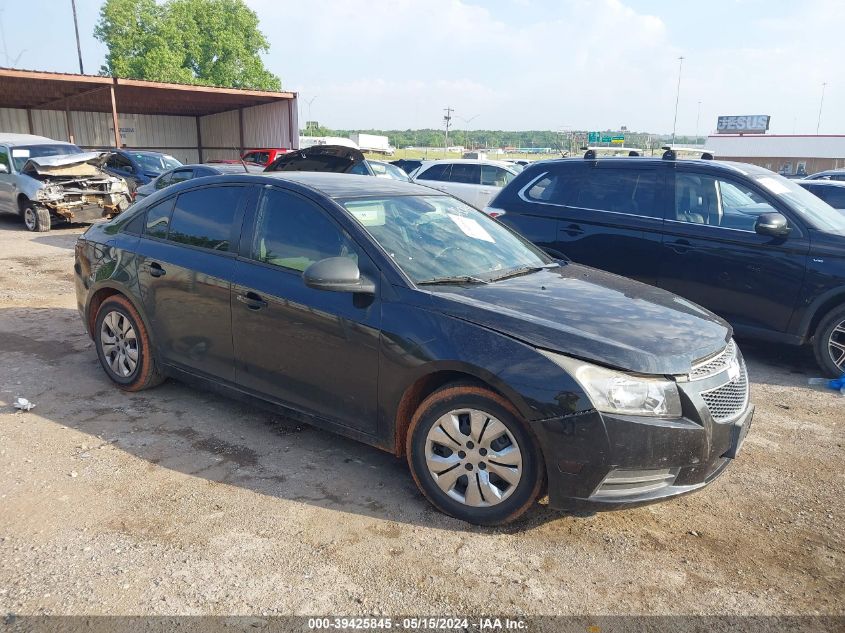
[813,304,845,377]
[406,384,545,526]
[22,202,51,232]
[94,295,164,391]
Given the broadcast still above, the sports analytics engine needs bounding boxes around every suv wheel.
[22,203,51,232]
[94,295,164,391]
[406,384,544,525]
[814,305,845,377]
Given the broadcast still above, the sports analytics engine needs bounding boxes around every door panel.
[657,170,809,334]
[550,164,667,285]
[232,187,381,433]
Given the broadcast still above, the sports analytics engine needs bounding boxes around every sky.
[0,0,842,135]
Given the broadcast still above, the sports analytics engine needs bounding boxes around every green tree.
[94,0,281,91]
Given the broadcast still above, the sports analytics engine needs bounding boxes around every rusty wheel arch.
[392,371,516,457]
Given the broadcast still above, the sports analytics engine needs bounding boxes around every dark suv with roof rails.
[487,153,845,376]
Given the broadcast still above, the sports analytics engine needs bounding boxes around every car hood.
[427,264,731,375]
[22,152,110,176]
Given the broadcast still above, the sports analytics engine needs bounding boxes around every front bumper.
[535,396,754,512]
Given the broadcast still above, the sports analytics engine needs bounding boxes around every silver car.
[0,133,131,232]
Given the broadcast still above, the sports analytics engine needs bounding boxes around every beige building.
[705,134,845,177]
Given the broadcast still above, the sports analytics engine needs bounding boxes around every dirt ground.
[0,216,843,622]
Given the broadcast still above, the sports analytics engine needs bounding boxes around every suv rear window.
[573,168,659,217]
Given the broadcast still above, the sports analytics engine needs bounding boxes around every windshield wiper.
[488,263,557,282]
[417,275,489,286]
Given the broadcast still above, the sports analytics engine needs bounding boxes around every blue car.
[103,149,182,191]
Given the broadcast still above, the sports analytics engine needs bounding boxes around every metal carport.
[0,67,299,163]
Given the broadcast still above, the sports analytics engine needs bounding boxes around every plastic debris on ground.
[807,375,845,395]
[13,397,36,411]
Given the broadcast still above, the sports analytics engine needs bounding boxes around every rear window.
[572,168,659,217]
[168,186,244,251]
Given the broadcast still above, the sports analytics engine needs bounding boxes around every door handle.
[560,223,583,237]
[145,262,166,277]
[237,292,268,310]
[667,239,692,254]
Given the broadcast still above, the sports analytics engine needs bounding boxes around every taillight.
[484,206,506,218]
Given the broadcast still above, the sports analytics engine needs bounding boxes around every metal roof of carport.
[0,67,296,116]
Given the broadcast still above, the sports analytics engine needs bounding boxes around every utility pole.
[443,106,454,153]
[671,56,684,147]
[695,100,702,146]
[71,0,84,74]
[305,96,317,135]
[816,82,827,135]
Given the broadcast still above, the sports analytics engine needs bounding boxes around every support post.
[26,108,34,134]
[65,104,75,144]
[238,107,245,156]
[196,116,203,163]
[109,84,121,148]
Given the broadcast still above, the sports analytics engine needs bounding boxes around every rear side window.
[449,164,480,184]
[481,165,514,187]
[816,187,845,208]
[573,168,659,217]
[168,186,244,251]
[523,168,580,205]
[417,163,451,182]
[144,198,175,239]
[169,169,194,185]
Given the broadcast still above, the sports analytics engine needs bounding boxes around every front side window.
[168,186,244,251]
[573,168,659,217]
[340,195,551,283]
[169,169,194,186]
[251,188,358,272]
[416,163,451,182]
[154,172,173,190]
[674,173,776,231]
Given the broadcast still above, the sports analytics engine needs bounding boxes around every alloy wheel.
[424,408,523,507]
[100,311,139,378]
[24,207,36,231]
[829,319,845,371]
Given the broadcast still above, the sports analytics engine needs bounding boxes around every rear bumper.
[536,403,754,511]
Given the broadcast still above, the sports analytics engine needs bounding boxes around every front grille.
[700,360,749,422]
[691,339,737,379]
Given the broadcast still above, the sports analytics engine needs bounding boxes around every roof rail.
[661,145,715,160]
[581,146,642,159]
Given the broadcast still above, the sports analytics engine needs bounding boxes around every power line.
[816,82,827,135]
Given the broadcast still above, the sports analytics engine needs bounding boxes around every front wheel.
[406,384,545,525]
[813,305,845,377]
[22,203,50,232]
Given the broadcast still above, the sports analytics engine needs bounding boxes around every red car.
[207,148,289,168]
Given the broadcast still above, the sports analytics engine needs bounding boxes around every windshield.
[371,162,410,181]
[11,144,82,171]
[754,173,845,234]
[339,195,553,283]
[132,153,182,174]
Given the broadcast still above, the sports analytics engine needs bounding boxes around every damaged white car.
[0,133,131,232]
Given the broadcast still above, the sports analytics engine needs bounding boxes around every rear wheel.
[22,202,50,232]
[813,305,845,377]
[406,384,544,525]
[94,295,163,391]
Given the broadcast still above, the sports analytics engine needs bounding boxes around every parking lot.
[0,216,843,618]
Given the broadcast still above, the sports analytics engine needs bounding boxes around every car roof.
[0,133,71,147]
[520,156,772,176]
[798,178,845,187]
[120,149,173,157]
[418,158,519,170]
[260,172,439,198]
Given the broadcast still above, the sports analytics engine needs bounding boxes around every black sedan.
[74,173,752,525]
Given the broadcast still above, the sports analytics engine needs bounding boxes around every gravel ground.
[0,217,843,622]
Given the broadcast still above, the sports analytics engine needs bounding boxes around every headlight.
[539,350,682,418]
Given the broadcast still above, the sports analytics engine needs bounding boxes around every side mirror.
[303,257,375,294]
[0,163,8,174]
[754,212,791,237]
